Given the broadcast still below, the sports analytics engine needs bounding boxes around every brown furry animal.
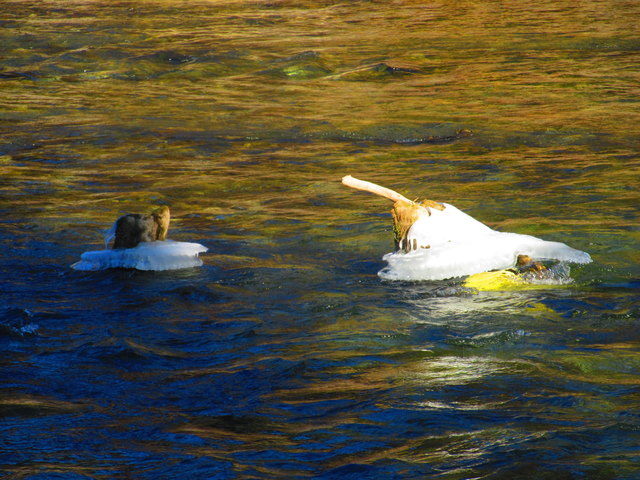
[111,206,170,249]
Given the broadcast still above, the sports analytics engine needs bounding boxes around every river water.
[1,1,639,478]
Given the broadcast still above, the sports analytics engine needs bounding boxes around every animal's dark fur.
[113,214,158,248]
[112,206,170,249]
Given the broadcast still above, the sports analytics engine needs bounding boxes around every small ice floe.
[71,206,207,271]
[341,175,591,283]
[71,240,208,271]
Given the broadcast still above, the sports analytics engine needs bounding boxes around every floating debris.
[72,206,207,271]
[342,175,591,282]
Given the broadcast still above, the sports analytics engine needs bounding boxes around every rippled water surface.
[2,1,640,478]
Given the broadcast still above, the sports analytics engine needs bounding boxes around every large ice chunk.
[379,203,591,281]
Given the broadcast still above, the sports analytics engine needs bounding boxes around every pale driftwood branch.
[341,175,414,204]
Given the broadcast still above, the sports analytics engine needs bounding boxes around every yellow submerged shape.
[463,270,526,291]
[463,269,572,292]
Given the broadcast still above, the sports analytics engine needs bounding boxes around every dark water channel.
[1,1,640,478]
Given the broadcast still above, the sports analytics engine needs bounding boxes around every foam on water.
[71,240,208,271]
[520,262,575,285]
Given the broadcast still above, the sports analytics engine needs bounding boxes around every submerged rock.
[0,308,39,337]
[331,62,423,81]
[259,50,332,79]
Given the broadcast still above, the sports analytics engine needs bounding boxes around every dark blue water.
[3,221,639,478]
[2,0,640,478]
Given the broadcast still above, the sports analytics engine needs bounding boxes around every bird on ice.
[341,175,591,283]
[71,206,207,271]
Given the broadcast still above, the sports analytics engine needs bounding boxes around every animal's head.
[392,199,445,252]
[152,206,171,240]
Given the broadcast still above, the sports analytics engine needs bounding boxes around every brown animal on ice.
[109,206,170,249]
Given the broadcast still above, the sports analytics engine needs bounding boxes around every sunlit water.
[2,1,640,478]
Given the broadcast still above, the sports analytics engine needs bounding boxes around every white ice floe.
[71,240,208,271]
[378,203,591,281]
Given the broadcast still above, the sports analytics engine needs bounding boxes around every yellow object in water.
[464,270,526,291]
[463,269,572,292]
